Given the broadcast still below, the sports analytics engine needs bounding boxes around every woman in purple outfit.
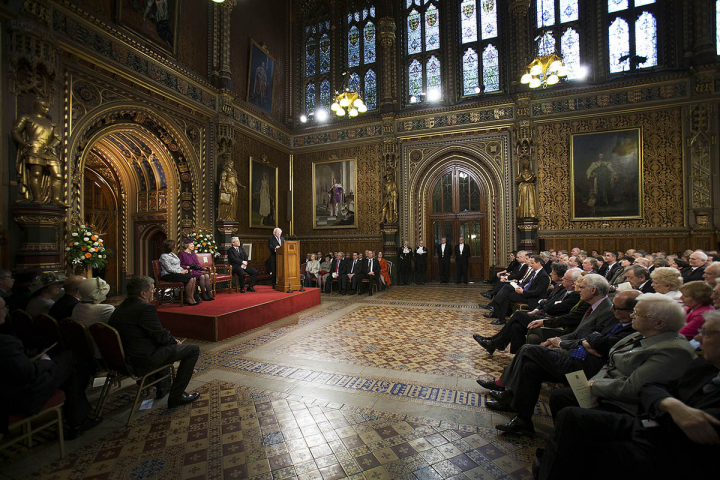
[178,238,214,301]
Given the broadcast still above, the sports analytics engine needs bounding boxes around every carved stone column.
[509,0,531,89]
[378,17,398,112]
[216,0,237,91]
[684,95,717,231]
[381,121,399,283]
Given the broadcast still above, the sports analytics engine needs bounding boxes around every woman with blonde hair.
[650,266,684,306]
[678,280,715,339]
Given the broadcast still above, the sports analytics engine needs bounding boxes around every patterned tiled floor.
[3,286,545,479]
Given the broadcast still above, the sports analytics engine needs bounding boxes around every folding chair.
[0,390,65,459]
[10,310,36,352]
[35,314,65,355]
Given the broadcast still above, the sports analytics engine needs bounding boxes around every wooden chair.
[382,261,393,290]
[35,314,65,355]
[151,260,184,307]
[360,277,378,295]
[89,323,175,425]
[196,253,233,296]
[10,310,37,352]
[60,318,100,374]
[1,390,66,459]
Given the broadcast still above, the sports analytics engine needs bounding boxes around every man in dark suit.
[454,236,471,284]
[436,237,452,283]
[0,296,100,438]
[227,237,257,293]
[49,275,85,320]
[414,241,428,285]
[360,250,381,296]
[483,251,529,299]
[601,250,622,283]
[0,269,13,298]
[341,252,362,295]
[537,310,720,479]
[683,250,708,282]
[625,264,655,293]
[267,227,285,286]
[109,276,199,408]
[398,241,413,285]
[483,255,551,324]
[328,252,345,293]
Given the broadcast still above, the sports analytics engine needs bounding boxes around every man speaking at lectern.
[268,227,285,286]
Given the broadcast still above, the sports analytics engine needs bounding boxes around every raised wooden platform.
[156,285,321,342]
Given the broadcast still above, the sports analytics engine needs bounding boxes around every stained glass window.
[320,34,330,74]
[306,83,316,115]
[425,5,440,51]
[608,18,630,73]
[461,0,477,44]
[538,32,555,56]
[608,0,628,13]
[462,48,479,95]
[364,22,376,64]
[349,73,361,94]
[482,44,499,92]
[365,70,377,110]
[561,28,580,79]
[320,79,331,109]
[409,59,422,97]
[480,0,498,40]
[426,55,441,94]
[407,10,422,54]
[537,0,555,27]
[559,0,578,22]
[635,11,657,68]
[305,38,316,77]
[348,26,360,68]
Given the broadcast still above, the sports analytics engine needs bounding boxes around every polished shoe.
[483,312,499,318]
[472,334,491,346]
[480,304,494,310]
[488,389,513,402]
[247,287,257,292]
[481,292,493,299]
[168,392,200,408]
[476,379,504,391]
[490,318,506,325]
[478,339,497,355]
[202,292,214,301]
[496,416,535,435]
[485,398,515,412]
[240,288,245,293]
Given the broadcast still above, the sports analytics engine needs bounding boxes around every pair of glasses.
[612,305,633,311]
[697,329,720,337]
[631,309,650,318]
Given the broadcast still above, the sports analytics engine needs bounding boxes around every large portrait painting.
[570,128,643,221]
[246,40,275,114]
[313,158,357,229]
[116,0,180,54]
[249,156,278,228]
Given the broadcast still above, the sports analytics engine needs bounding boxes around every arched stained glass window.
[303,16,331,117]
[305,38,316,77]
[319,34,331,74]
[461,1,477,44]
[306,83,316,114]
[537,0,555,27]
[347,3,377,111]
[409,59,423,97]
[408,9,422,54]
[538,32,555,56]
[559,0,578,22]
[482,44,499,92]
[427,55,441,93]
[320,79,331,109]
[364,70,377,110]
[425,5,440,51]
[460,1,501,96]
[607,0,658,73]
[462,48,479,96]
[530,1,581,87]
[405,0,443,103]
[561,28,580,79]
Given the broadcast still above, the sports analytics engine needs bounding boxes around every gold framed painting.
[116,0,180,55]
[570,128,643,221]
[249,156,278,228]
[312,158,357,229]
[246,40,276,114]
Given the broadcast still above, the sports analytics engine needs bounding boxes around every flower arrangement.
[187,227,220,258]
[66,223,108,269]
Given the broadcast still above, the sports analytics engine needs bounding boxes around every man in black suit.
[625,264,655,293]
[328,252,345,293]
[49,275,85,320]
[360,250,381,296]
[437,237,452,283]
[342,252,362,294]
[483,251,530,299]
[398,241,412,285]
[483,255,551,324]
[108,276,199,408]
[601,250,622,282]
[538,310,720,479]
[267,227,285,286]
[0,296,100,438]
[414,241,428,285]
[454,236,471,284]
[227,237,257,293]
[683,250,708,282]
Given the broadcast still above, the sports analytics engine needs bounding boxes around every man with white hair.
[702,261,720,288]
[228,237,257,293]
[267,228,285,286]
[538,309,720,479]
[683,250,708,282]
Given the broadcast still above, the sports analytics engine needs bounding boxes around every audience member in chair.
[537,310,720,479]
[683,250,708,282]
[49,275,85,321]
[0,296,101,439]
[650,266,684,306]
[305,254,320,288]
[702,261,720,288]
[317,254,332,293]
[72,277,115,328]
[377,251,391,290]
[360,250,381,296]
[329,253,346,293]
[228,237,257,293]
[474,266,580,355]
[109,276,200,408]
[483,255,550,325]
[178,238,214,301]
[27,272,66,318]
[624,264,655,293]
[678,281,715,340]
[5,268,41,313]
[0,269,14,298]
[341,252,362,295]
[480,289,640,436]
[482,251,529,300]
[159,240,199,305]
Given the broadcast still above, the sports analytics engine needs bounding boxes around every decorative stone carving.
[515,160,538,219]
[381,166,398,224]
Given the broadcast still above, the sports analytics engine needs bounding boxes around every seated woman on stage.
[305,254,320,287]
[378,251,391,289]
[318,254,332,292]
[159,240,199,305]
[178,238,214,301]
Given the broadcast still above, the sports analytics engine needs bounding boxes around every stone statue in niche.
[217,159,239,222]
[381,168,398,224]
[515,160,538,219]
[11,98,66,206]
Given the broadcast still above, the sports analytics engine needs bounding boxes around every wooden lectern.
[275,241,302,292]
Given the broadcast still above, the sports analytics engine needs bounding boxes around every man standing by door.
[415,241,428,285]
[455,236,471,284]
[399,241,413,285]
[437,237,452,283]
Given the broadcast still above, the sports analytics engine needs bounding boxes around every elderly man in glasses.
[537,309,720,479]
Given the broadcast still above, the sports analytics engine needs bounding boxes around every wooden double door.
[428,166,487,281]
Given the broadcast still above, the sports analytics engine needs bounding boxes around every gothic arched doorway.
[83,167,120,293]
[427,165,487,281]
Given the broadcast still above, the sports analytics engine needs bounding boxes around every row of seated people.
[0,275,199,444]
[302,250,392,295]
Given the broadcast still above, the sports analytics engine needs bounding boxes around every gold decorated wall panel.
[536,108,684,231]
[177,0,210,78]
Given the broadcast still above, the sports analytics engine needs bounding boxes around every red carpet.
[156,285,321,341]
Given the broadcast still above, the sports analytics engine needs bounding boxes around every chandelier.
[330,89,367,117]
[520,53,569,88]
